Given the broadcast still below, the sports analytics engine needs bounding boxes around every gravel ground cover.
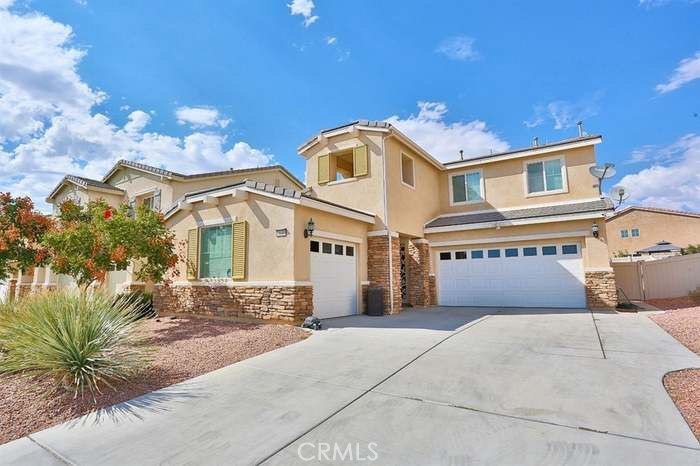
[0,316,309,445]
[648,298,700,441]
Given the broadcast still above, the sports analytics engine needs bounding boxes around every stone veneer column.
[428,274,438,306]
[406,239,432,307]
[585,270,618,309]
[153,283,313,324]
[367,233,402,314]
[16,268,34,299]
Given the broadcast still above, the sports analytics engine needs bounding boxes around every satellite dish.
[590,163,616,195]
[610,185,631,207]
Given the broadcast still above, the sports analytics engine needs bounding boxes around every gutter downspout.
[381,134,394,313]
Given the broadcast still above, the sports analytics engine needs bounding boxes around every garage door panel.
[310,240,358,319]
[438,243,585,309]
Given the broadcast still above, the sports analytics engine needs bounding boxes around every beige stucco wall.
[166,193,297,282]
[292,206,369,282]
[52,184,90,208]
[166,192,370,284]
[438,146,600,215]
[606,210,700,255]
[108,169,176,208]
[425,219,611,271]
[384,137,442,238]
[303,131,387,228]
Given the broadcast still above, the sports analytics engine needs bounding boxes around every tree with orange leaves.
[0,193,52,280]
[43,200,177,288]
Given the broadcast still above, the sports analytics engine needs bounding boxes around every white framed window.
[620,229,629,239]
[143,196,155,211]
[524,156,568,196]
[631,228,640,237]
[449,169,484,205]
[401,152,415,188]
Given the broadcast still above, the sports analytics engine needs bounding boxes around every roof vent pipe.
[459,149,464,160]
[577,121,584,137]
[532,137,539,147]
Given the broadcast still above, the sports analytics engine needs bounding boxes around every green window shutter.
[353,145,368,177]
[187,228,199,279]
[231,220,248,280]
[318,154,330,184]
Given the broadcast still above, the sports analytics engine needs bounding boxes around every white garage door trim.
[437,242,585,308]
[310,239,358,319]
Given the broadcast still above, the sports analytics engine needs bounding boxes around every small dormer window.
[317,145,368,184]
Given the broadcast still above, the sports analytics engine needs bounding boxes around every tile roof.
[64,175,124,191]
[425,198,613,229]
[47,175,125,201]
[607,205,700,220]
[103,160,305,188]
[164,179,373,220]
[443,134,602,165]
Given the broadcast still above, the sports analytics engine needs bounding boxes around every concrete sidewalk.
[1,307,699,465]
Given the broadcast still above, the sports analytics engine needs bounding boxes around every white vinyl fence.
[613,253,700,301]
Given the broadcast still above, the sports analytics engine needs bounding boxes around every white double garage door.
[310,239,358,319]
[437,242,586,308]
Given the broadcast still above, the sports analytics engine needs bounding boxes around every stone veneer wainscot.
[154,283,313,324]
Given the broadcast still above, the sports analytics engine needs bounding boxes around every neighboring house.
[606,206,700,258]
[636,240,682,260]
[3,161,303,300]
[160,120,616,323]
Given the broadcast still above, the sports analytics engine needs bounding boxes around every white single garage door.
[438,242,585,308]
[310,239,358,319]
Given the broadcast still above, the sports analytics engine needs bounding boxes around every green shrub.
[113,290,155,319]
[0,291,151,398]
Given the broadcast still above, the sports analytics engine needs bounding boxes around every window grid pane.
[487,249,500,258]
[527,162,545,193]
[544,159,563,190]
[505,248,518,257]
[451,175,466,203]
[466,172,482,201]
[455,251,467,260]
[199,225,232,278]
[471,250,484,259]
[440,252,451,260]
[523,247,537,256]
[631,228,640,237]
[542,246,557,256]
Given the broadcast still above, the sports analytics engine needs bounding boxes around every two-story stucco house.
[158,120,617,323]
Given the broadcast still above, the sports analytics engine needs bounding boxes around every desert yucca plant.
[0,290,151,398]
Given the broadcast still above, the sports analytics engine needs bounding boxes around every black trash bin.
[367,286,384,316]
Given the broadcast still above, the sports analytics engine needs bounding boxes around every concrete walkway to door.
[1,307,699,465]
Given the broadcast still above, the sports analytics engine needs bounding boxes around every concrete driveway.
[2,307,699,465]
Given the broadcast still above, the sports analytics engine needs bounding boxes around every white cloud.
[655,51,700,94]
[325,36,337,46]
[123,110,151,134]
[618,134,700,211]
[524,94,602,130]
[0,0,15,9]
[175,105,231,129]
[435,36,479,61]
[287,0,319,27]
[0,7,273,211]
[385,101,509,162]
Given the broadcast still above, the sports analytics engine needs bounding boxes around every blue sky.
[0,0,699,211]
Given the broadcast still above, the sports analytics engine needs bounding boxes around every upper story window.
[401,152,415,188]
[450,170,483,205]
[317,145,368,184]
[631,228,640,237]
[525,156,567,196]
[620,229,629,238]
